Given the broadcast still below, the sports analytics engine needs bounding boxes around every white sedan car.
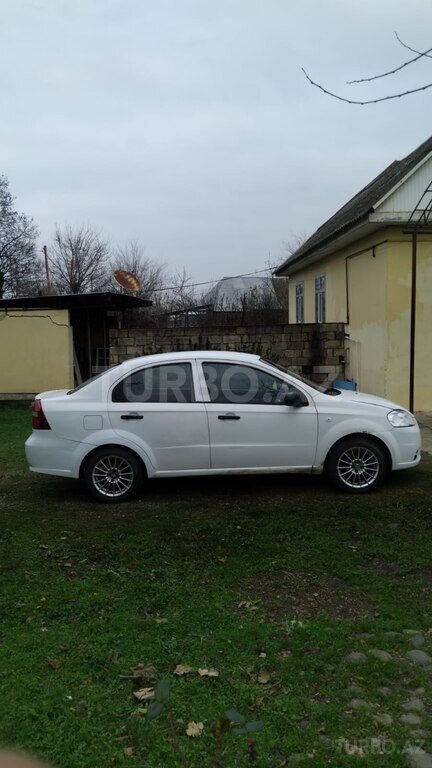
[25,351,421,502]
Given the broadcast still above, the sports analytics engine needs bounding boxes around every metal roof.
[0,292,152,310]
[212,276,279,304]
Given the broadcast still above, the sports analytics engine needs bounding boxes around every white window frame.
[315,275,326,323]
[295,282,304,324]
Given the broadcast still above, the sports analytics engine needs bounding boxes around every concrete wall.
[109,323,346,383]
[0,309,74,396]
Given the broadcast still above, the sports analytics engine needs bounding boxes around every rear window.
[67,366,119,395]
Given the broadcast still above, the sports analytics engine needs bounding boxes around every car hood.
[323,388,408,411]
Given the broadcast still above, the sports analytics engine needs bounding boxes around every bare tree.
[303,32,432,104]
[280,232,308,259]
[162,267,202,312]
[49,224,111,293]
[0,175,40,298]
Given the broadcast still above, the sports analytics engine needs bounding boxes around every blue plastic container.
[333,379,356,391]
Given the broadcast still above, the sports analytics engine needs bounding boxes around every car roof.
[117,350,262,368]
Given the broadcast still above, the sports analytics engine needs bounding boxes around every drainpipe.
[409,232,417,413]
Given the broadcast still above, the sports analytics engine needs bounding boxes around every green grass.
[0,404,432,767]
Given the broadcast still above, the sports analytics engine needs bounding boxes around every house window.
[295,282,304,323]
[315,275,326,323]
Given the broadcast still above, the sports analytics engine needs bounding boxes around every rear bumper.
[25,432,82,478]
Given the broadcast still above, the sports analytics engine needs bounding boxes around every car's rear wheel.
[84,447,143,503]
[326,437,387,493]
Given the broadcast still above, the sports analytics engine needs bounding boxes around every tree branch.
[346,43,432,84]
[302,68,432,104]
[394,31,432,59]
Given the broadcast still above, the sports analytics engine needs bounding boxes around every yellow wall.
[380,236,431,410]
[284,229,432,409]
[415,241,432,410]
[0,309,74,394]
[385,240,411,407]
[288,232,383,325]
[347,246,387,397]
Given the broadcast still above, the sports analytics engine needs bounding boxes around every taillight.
[31,399,51,430]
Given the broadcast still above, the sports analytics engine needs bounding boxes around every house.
[0,292,151,398]
[275,135,432,411]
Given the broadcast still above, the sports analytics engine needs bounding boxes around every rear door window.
[112,363,194,403]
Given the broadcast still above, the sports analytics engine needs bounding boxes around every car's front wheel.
[83,447,143,503]
[326,437,387,493]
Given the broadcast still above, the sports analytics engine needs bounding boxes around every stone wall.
[109,322,346,383]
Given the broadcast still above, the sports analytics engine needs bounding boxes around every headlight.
[387,409,416,428]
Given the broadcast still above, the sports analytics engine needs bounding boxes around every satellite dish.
[114,269,142,292]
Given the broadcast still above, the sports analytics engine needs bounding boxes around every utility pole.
[43,245,51,294]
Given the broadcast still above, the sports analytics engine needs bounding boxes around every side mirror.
[284,391,307,408]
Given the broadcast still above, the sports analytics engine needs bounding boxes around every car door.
[200,360,318,470]
[108,361,210,473]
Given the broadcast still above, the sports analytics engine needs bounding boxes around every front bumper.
[389,424,422,470]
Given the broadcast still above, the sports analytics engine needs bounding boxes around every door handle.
[121,413,144,420]
[218,413,240,420]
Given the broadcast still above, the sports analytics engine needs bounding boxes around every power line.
[150,267,277,294]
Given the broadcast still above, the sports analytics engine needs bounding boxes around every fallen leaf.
[133,687,154,702]
[257,670,271,685]
[186,721,204,737]
[174,664,193,676]
[123,746,135,756]
[198,668,219,677]
[48,659,61,669]
[241,666,255,680]
[237,600,258,611]
[133,663,156,682]
[154,618,168,624]
[258,652,267,658]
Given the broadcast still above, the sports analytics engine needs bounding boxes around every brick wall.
[109,323,346,383]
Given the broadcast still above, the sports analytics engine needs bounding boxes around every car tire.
[83,447,143,503]
[326,437,387,494]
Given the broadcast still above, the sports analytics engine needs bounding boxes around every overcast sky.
[2,0,432,287]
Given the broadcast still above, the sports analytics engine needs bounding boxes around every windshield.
[260,358,329,393]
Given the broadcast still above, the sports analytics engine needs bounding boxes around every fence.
[109,322,346,383]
